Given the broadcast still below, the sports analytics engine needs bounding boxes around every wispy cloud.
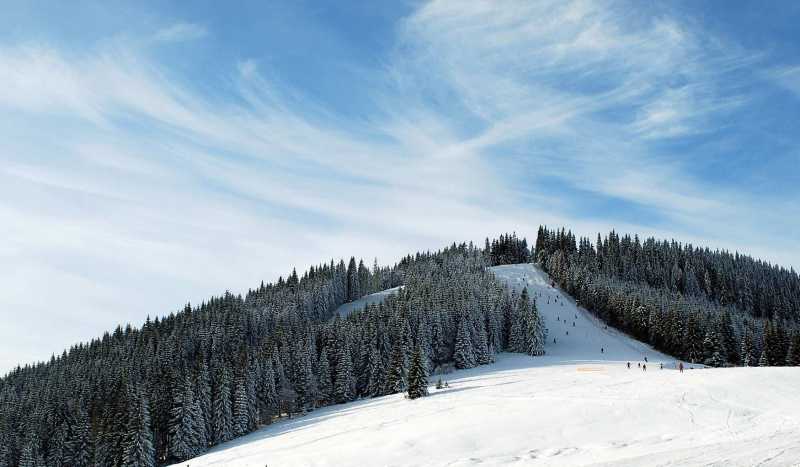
[0,0,798,372]
[153,22,208,43]
[767,64,800,98]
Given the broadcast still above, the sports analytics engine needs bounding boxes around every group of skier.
[625,359,685,372]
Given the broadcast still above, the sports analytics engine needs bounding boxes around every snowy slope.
[335,286,403,317]
[172,264,800,467]
[490,263,679,367]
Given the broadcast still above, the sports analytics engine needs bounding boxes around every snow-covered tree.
[406,346,429,400]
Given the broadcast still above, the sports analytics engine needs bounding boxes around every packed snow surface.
[335,286,403,317]
[173,264,800,467]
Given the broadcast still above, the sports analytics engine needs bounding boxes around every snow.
[173,264,800,467]
[335,286,403,317]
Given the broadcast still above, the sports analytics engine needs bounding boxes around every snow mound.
[335,286,403,317]
[172,264,800,467]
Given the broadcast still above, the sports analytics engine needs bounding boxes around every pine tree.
[317,347,334,404]
[168,375,200,461]
[526,297,546,356]
[197,362,213,447]
[702,328,726,367]
[18,433,39,467]
[741,331,754,367]
[334,341,354,403]
[473,319,492,365]
[232,375,250,436]
[758,349,769,367]
[367,345,387,397]
[257,359,278,425]
[212,368,234,444]
[785,332,800,366]
[454,316,476,369]
[385,339,407,393]
[510,288,533,353]
[122,385,156,467]
[406,346,429,400]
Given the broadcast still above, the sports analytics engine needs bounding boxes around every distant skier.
[644,356,648,363]
[573,321,575,327]
[627,362,631,369]
[637,362,641,368]
[679,362,684,373]
[642,364,646,371]
[660,363,663,370]
[601,347,604,354]
[566,331,569,335]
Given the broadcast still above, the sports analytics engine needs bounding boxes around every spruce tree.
[317,348,334,404]
[385,339,407,393]
[122,385,156,467]
[454,317,476,369]
[334,342,354,403]
[212,368,233,445]
[197,362,213,447]
[232,375,250,437]
[740,331,754,367]
[18,433,38,467]
[788,333,800,366]
[406,346,429,400]
[168,375,199,462]
[367,346,387,397]
[65,406,92,467]
[758,349,769,367]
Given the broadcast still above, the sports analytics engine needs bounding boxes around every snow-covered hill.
[172,264,800,467]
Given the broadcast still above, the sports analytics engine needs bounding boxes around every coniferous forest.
[1,228,799,467]
[0,242,544,467]
[535,226,800,368]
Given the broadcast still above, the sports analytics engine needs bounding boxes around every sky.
[1,0,799,373]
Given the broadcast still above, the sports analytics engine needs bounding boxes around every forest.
[534,226,800,368]
[0,241,544,467]
[2,227,798,467]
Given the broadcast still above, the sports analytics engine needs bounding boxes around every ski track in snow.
[173,263,800,467]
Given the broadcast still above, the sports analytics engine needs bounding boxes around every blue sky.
[1,0,799,372]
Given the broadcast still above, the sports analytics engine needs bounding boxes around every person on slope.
[679,362,684,373]
[642,364,647,371]
[601,347,604,354]
[627,362,631,369]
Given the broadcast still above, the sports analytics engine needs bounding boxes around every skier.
[637,362,641,368]
[566,331,569,335]
[679,362,684,373]
[642,364,646,371]
[660,363,663,370]
[601,347,604,354]
[573,321,575,327]
[627,362,631,369]
[554,337,557,344]
[644,356,648,363]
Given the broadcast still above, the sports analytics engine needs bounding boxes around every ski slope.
[335,286,404,317]
[490,263,678,368]
[172,264,800,467]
